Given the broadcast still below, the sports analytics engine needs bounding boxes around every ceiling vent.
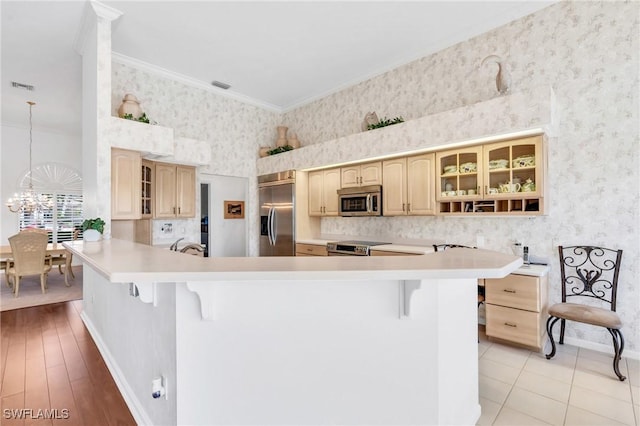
[11,81,35,91]
[211,80,231,90]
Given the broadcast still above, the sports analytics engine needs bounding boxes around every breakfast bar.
[65,239,521,426]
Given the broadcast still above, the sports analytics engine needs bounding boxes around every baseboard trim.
[80,311,153,426]
[563,336,640,361]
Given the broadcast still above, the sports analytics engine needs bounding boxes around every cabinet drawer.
[485,274,540,311]
[486,304,541,348]
[295,243,327,256]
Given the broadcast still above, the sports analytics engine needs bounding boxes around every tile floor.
[477,328,639,425]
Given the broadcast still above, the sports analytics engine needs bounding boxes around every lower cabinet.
[295,243,327,256]
[485,273,548,351]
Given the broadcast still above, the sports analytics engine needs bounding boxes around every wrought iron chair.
[7,232,52,297]
[545,246,625,381]
[433,244,485,307]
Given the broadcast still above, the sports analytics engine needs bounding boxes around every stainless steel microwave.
[337,185,382,216]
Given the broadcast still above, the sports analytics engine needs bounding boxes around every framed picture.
[224,200,245,219]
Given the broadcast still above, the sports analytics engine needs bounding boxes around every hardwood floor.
[0,301,135,425]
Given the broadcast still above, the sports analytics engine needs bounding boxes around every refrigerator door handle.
[271,207,278,244]
[268,207,275,246]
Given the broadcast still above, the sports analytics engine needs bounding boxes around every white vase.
[83,229,102,242]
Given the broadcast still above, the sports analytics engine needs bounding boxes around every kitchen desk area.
[65,238,521,426]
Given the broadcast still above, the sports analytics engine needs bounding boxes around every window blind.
[19,192,83,242]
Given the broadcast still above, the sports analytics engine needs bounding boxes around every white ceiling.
[1,1,555,136]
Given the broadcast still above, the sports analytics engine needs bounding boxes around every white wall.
[201,173,248,257]
[0,124,82,243]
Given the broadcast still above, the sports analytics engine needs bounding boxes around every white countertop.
[65,239,522,283]
[296,238,548,275]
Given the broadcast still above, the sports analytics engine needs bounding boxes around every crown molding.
[111,53,282,113]
[74,1,123,55]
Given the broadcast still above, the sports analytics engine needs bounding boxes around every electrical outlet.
[161,223,173,234]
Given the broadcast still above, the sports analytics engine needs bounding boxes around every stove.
[326,240,391,256]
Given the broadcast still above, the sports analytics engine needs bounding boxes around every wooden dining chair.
[7,232,52,297]
[4,228,49,286]
[49,229,78,285]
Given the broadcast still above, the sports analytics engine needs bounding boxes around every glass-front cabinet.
[436,146,483,213]
[437,134,545,215]
[141,160,154,218]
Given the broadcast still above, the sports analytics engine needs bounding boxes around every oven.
[326,240,390,256]
[337,185,382,217]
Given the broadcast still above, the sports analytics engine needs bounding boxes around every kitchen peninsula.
[65,238,521,426]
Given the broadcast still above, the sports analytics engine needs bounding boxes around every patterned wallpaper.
[111,63,280,253]
[109,1,638,353]
[279,1,639,353]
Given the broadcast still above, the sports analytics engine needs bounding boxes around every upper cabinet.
[437,135,546,215]
[308,168,341,216]
[141,160,154,218]
[111,148,142,220]
[155,163,196,218]
[436,145,483,202]
[382,153,435,216]
[341,162,382,188]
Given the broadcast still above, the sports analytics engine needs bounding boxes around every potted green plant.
[82,217,105,242]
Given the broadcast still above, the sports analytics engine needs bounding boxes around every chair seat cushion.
[549,303,622,329]
[8,264,52,275]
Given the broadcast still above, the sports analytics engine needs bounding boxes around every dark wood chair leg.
[545,316,560,359]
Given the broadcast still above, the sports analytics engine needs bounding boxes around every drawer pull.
[504,322,517,328]
[306,248,313,251]
[503,289,517,293]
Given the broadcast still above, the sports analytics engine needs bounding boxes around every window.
[16,163,83,243]
[19,193,83,242]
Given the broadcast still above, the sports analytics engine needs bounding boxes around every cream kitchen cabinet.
[341,161,382,188]
[382,153,435,216]
[141,160,154,218]
[295,243,328,256]
[308,168,341,216]
[436,145,483,204]
[111,148,142,220]
[485,271,549,351]
[437,134,546,215]
[155,162,196,218]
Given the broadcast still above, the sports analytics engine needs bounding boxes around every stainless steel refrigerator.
[259,170,295,256]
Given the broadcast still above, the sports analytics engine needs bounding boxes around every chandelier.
[6,101,54,214]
